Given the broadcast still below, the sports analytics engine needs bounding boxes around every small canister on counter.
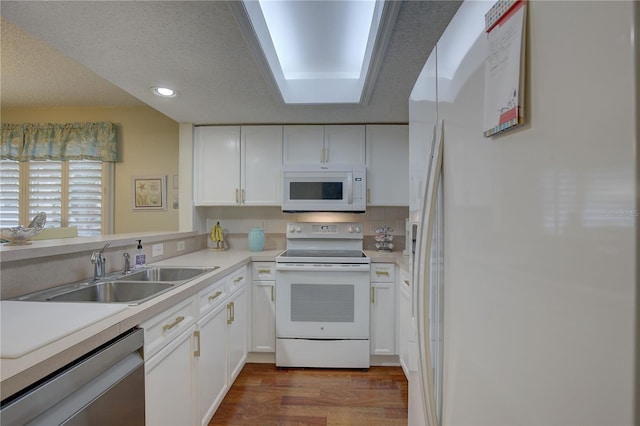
[248,226,265,252]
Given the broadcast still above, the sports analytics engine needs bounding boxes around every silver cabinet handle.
[242,188,245,203]
[271,286,275,302]
[371,287,376,304]
[163,315,184,332]
[375,270,390,276]
[208,291,222,301]
[258,269,271,274]
[403,279,410,287]
[227,303,233,324]
[235,188,239,204]
[234,276,244,284]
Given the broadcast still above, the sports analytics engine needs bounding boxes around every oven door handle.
[275,264,370,272]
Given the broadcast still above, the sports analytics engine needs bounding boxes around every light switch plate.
[177,241,185,251]
[152,243,164,257]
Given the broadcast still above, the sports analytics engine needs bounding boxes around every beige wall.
[1,105,179,233]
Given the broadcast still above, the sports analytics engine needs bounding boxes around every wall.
[0,105,180,233]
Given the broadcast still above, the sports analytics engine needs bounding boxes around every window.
[0,159,113,236]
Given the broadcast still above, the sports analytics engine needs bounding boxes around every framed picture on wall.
[132,175,167,211]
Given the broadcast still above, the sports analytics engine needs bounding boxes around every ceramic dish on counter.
[0,212,46,245]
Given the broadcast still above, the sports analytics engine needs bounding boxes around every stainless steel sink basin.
[13,266,218,305]
[120,267,215,282]
[44,281,176,304]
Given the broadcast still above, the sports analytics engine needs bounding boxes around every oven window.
[290,284,354,322]
[289,182,343,200]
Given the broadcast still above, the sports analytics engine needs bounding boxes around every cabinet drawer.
[226,266,248,293]
[141,295,198,359]
[198,279,227,317]
[370,263,395,282]
[252,262,276,281]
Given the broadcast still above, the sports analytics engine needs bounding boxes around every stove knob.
[348,225,354,233]
[296,225,302,233]
[288,225,296,233]
[355,225,362,233]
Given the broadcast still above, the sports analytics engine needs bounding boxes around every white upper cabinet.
[366,124,409,206]
[194,126,240,206]
[283,125,365,164]
[324,125,366,164]
[241,126,283,205]
[194,125,282,206]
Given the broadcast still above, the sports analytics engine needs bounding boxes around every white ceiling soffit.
[0,1,462,124]
[230,0,401,105]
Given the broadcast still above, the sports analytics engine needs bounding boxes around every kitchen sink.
[119,267,215,282]
[43,281,176,304]
[13,266,218,305]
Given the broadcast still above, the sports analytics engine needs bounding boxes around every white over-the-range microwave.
[281,163,366,213]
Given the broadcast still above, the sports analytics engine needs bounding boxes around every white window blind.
[0,160,106,236]
[0,161,20,228]
[68,161,102,235]
[29,161,63,228]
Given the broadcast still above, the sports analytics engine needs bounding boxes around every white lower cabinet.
[251,262,276,352]
[142,294,198,426]
[370,263,396,356]
[142,265,250,426]
[145,325,197,426]
[227,284,248,383]
[196,302,228,426]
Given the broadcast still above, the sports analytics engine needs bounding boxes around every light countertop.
[0,248,408,400]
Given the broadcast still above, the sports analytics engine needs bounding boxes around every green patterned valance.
[0,122,118,162]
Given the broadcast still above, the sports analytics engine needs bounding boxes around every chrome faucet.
[123,252,131,275]
[91,243,111,280]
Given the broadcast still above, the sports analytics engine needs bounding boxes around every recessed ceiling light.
[151,86,177,97]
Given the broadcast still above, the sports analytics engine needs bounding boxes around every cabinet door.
[194,126,240,205]
[325,125,366,164]
[366,125,409,206]
[251,281,275,352]
[371,282,396,355]
[197,303,228,426]
[241,126,283,205]
[145,325,196,426]
[227,286,248,383]
[283,125,324,163]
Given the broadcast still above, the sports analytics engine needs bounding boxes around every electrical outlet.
[177,240,185,251]
[152,243,164,257]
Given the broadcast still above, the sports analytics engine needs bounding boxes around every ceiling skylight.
[236,0,395,105]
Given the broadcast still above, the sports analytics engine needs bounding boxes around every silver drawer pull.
[375,270,390,276]
[208,291,222,301]
[163,315,184,332]
[403,279,410,286]
[233,276,244,283]
[258,269,271,274]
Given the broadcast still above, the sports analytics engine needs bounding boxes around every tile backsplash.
[202,206,408,251]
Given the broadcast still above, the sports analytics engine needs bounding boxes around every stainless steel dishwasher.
[1,327,145,425]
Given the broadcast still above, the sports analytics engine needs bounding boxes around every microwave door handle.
[346,174,353,204]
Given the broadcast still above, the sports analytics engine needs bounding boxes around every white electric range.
[275,222,371,368]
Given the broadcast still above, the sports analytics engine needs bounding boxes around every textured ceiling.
[0,1,461,125]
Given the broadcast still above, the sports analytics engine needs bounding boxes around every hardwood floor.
[209,363,408,426]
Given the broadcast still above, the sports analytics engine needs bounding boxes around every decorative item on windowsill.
[374,225,394,252]
[209,220,227,251]
[0,212,47,246]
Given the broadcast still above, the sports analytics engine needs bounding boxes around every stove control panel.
[286,222,364,239]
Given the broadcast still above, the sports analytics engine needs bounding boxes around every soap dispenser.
[134,240,146,270]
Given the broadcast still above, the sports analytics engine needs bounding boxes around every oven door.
[275,264,370,339]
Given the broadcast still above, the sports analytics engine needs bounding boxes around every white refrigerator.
[409,1,638,425]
